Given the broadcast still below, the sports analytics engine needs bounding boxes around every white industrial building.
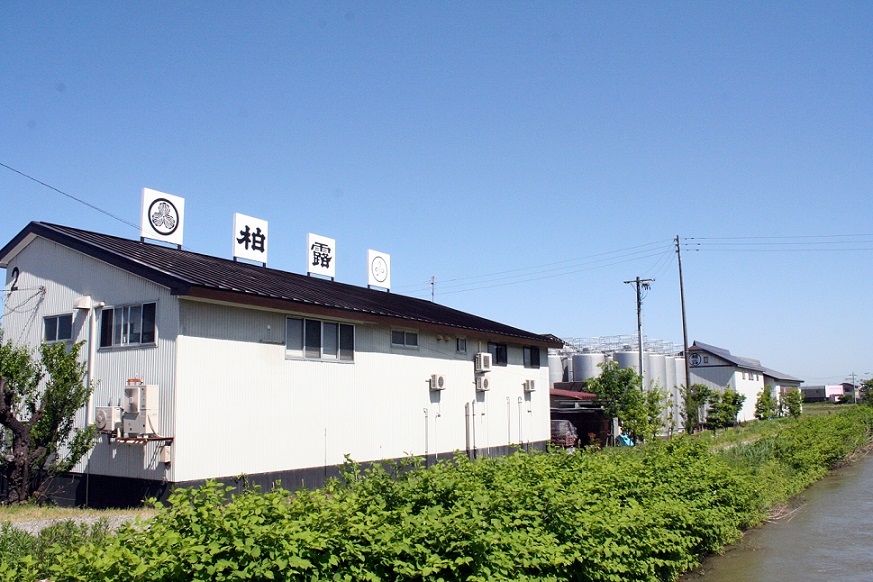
[686,341,803,422]
[1,222,559,506]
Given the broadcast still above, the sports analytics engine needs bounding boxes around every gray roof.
[1,222,561,347]
[689,341,802,383]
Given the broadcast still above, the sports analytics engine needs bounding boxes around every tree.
[705,388,746,431]
[0,333,97,504]
[587,361,666,443]
[783,388,803,419]
[860,378,873,406]
[754,385,779,420]
[681,383,712,433]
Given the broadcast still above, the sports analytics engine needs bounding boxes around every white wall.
[173,300,550,482]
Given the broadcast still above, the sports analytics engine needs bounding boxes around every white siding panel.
[2,237,178,481]
[174,304,551,482]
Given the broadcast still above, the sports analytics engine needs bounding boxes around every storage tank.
[614,350,640,374]
[548,354,564,389]
[664,356,677,394]
[674,357,686,432]
[572,353,606,382]
[647,353,667,392]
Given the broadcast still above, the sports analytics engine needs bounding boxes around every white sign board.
[233,213,269,264]
[367,249,391,290]
[140,188,185,246]
[307,233,336,278]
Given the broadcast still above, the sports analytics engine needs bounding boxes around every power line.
[0,161,140,231]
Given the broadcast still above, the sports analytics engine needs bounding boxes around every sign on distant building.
[367,249,391,290]
[140,188,185,246]
[307,233,336,279]
[233,213,268,264]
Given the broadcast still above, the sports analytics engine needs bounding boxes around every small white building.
[1,222,559,506]
[687,341,803,422]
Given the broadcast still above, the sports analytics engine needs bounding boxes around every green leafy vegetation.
[0,333,97,504]
[2,407,872,582]
[586,361,665,442]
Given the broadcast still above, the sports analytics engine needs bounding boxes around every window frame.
[391,329,419,349]
[523,346,541,369]
[487,342,508,366]
[99,302,157,348]
[286,316,355,362]
[456,337,467,354]
[44,313,74,343]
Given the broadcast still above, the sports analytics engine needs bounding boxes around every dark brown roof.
[1,222,561,347]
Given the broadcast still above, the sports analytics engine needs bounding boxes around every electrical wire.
[0,161,140,232]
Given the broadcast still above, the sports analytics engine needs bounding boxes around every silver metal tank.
[572,353,606,381]
[614,350,640,374]
[647,353,667,392]
[548,354,564,389]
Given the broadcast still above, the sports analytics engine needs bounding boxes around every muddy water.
[682,454,873,582]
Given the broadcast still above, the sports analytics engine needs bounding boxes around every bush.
[3,408,872,582]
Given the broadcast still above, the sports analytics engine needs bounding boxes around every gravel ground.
[6,514,148,536]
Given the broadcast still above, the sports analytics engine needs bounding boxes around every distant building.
[687,341,803,421]
[801,383,854,403]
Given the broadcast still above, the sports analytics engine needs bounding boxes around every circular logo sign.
[370,256,388,283]
[148,198,179,236]
[689,353,702,367]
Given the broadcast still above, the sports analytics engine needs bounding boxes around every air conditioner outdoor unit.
[476,376,490,391]
[474,352,492,372]
[524,379,536,392]
[95,406,123,434]
[430,374,446,391]
[122,380,160,436]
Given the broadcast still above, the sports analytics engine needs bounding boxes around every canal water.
[682,453,873,581]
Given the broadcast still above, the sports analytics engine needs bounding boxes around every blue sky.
[2,2,872,385]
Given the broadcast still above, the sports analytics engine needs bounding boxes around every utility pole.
[430,275,437,302]
[676,236,691,392]
[624,276,654,388]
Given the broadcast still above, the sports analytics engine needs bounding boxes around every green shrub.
[3,407,871,582]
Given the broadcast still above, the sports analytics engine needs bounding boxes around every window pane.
[323,322,338,359]
[100,310,113,347]
[44,317,58,342]
[405,332,418,347]
[57,314,73,341]
[286,318,303,354]
[304,319,321,358]
[128,305,142,344]
[391,330,405,345]
[141,303,156,343]
[456,338,466,353]
[339,324,354,361]
[114,307,125,345]
[489,343,508,365]
[524,346,540,368]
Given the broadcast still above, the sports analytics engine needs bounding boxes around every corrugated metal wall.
[3,237,177,482]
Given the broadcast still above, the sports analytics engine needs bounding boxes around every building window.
[523,346,541,368]
[286,317,354,361]
[99,303,156,347]
[456,337,467,354]
[742,372,747,380]
[391,330,419,348]
[703,356,709,363]
[44,314,73,343]
[488,342,508,366]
